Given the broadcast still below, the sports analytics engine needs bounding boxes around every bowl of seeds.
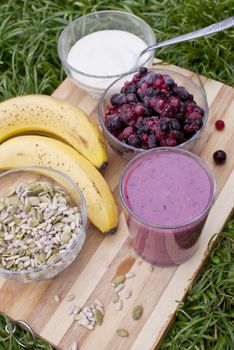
[0,166,87,282]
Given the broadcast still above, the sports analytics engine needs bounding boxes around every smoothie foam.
[124,152,213,227]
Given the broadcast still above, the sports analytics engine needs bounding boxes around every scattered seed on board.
[54,294,60,303]
[112,293,119,304]
[73,306,81,315]
[112,274,126,288]
[114,283,124,294]
[84,311,93,318]
[116,299,123,311]
[94,308,103,325]
[124,289,132,299]
[78,316,89,328]
[132,305,143,320]
[116,329,129,337]
[95,305,104,315]
[71,341,78,350]
[68,304,76,315]
[66,294,75,302]
[125,272,135,279]
[86,324,94,330]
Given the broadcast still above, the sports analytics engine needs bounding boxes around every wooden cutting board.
[0,62,233,350]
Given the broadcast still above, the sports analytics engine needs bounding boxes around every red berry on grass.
[213,150,226,164]
[215,120,225,130]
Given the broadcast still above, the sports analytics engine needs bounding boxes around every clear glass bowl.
[0,166,87,283]
[98,68,209,160]
[57,10,155,96]
[119,148,216,266]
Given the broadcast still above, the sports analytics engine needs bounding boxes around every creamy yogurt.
[67,30,150,92]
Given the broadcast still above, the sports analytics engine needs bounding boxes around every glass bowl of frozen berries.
[98,67,208,159]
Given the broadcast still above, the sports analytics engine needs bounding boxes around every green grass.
[160,220,234,350]
[0,0,233,349]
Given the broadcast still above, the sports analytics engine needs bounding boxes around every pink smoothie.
[120,149,215,266]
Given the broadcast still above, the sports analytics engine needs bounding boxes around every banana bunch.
[0,135,118,234]
[0,94,108,169]
[0,95,118,234]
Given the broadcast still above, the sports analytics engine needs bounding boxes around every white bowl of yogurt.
[57,11,156,96]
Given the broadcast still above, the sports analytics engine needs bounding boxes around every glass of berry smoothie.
[119,148,215,266]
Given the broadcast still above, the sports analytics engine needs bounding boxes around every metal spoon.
[136,16,234,66]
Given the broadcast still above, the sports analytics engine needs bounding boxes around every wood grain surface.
[0,62,233,350]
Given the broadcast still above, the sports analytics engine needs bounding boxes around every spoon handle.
[141,16,234,55]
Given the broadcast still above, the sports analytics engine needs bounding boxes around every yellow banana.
[0,135,118,234]
[0,94,107,169]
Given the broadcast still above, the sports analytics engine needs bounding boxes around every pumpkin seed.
[60,232,71,245]
[31,207,38,218]
[5,187,15,197]
[16,231,25,239]
[38,211,44,222]
[28,196,40,206]
[33,186,44,195]
[7,196,20,206]
[8,206,18,215]
[14,217,21,225]
[47,253,59,263]
[6,260,14,269]
[39,252,46,263]
[0,182,81,271]
[94,308,103,325]
[112,274,126,288]
[28,218,39,228]
[116,329,129,337]
[132,305,143,320]
[35,254,42,265]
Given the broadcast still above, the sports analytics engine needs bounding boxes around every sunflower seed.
[94,299,104,308]
[125,289,132,299]
[84,311,93,318]
[86,324,94,330]
[125,272,135,279]
[66,294,75,302]
[0,182,81,271]
[54,294,61,303]
[68,304,76,315]
[71,341,78,350]
[73,306,81,315]
[114,283,124,294]
[78,317,89,327]
[116,299,123,311]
